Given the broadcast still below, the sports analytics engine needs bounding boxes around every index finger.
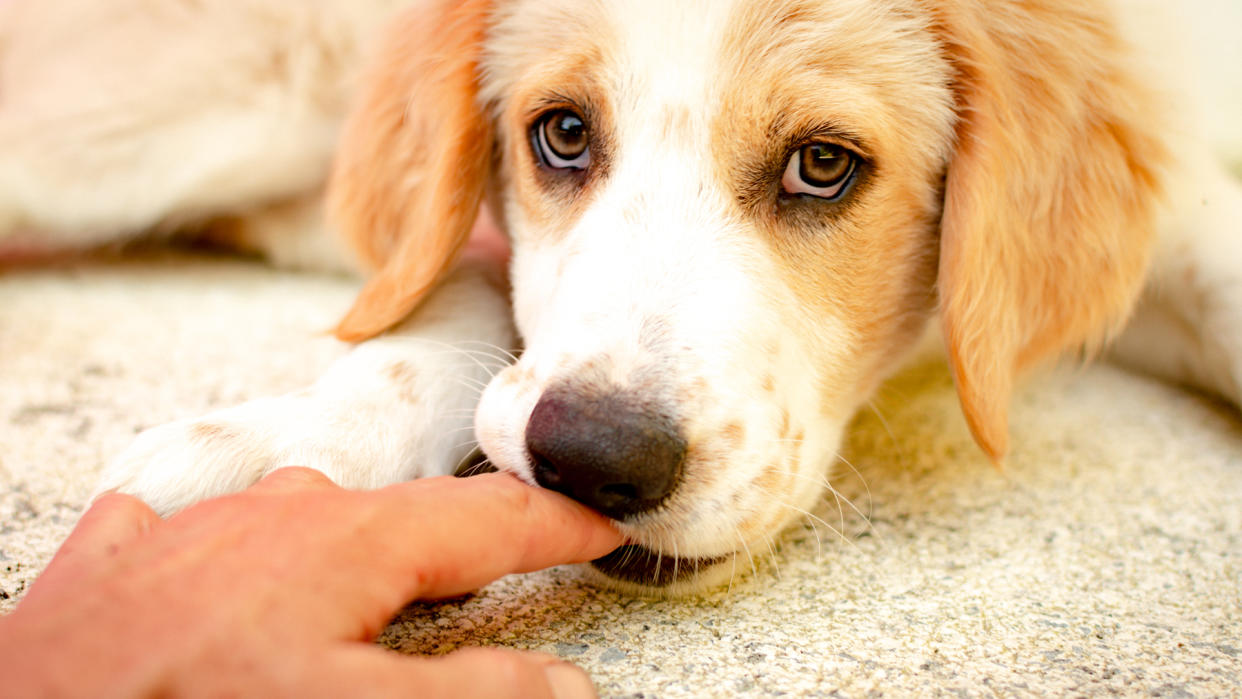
[372,473,624,601]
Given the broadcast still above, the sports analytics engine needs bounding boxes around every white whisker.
[761,531,782,581]
[457,339,521,365]
[866,399,902,455]
[833,452,874,517]
[450,375,491,394]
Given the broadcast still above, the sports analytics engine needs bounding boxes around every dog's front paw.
[98,413,284,515]
[98,376,480,515]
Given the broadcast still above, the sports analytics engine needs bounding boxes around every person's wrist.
[0,611,82,697]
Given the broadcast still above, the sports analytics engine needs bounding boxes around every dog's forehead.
[485,1,940,102]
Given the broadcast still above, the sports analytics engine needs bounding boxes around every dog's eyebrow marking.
[523,92,595,122]
[768,109,871,155]
[787,121,871,159]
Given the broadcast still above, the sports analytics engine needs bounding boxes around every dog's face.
[330,0,1163,592]
[469,0,954,590]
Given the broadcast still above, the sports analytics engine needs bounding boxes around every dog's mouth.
[590,544,731,587]
[458,449,735,588]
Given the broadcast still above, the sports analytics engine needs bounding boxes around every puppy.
[2,0,1240,593]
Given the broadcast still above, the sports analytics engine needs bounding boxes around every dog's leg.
[0,1,388,256]
[1110,156,1242,408]
[201,191,364,275]
[98,261,516,515]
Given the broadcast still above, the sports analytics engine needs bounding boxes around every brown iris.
[781,142,858,199]
[799,143,853,188]
[536,110,590,168]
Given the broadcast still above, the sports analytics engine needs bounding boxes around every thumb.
[314,646,599,698]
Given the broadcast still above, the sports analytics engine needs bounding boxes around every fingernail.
[544,662,598,699]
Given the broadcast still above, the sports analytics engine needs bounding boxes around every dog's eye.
[781,143,858,199]
[534,110,590,170]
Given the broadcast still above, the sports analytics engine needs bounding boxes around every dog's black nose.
[525,387,685,520]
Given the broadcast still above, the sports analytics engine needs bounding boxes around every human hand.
[0,468,623,698]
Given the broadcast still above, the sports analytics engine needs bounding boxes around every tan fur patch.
[384,361,422,402]
[190,423,232,443]
[752,460,789,498]
[776,409,792,441]
[761,374,776,393]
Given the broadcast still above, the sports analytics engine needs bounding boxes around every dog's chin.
[587,544,737,595]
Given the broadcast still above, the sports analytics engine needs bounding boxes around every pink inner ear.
[462,204,511,269]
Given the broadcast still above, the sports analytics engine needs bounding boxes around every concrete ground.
[2,252,1240,697]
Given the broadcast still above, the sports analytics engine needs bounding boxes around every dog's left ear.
[931,2,1166,461]
[328,0,495,342]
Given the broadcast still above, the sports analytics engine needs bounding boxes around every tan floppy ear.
[328,0,494,342]
[931,1,1166,461]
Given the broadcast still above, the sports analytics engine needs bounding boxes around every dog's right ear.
[328,0,495,343]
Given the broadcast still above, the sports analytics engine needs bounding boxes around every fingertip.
[544,662,599,699]
[485,472,628,556]
[462,472,625,560]
[515,480,627,560]
[358,472,625,599]
[254,466,338,493]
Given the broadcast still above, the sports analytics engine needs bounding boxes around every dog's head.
[329,0,1164,592]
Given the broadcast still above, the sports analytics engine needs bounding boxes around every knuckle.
[87,491,157,521]
[260,466,335,489]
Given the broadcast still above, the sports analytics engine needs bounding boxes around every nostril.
[596,483,640,510]
[531,453,564,488]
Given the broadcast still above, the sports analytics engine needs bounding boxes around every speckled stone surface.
[2,253,1240,697]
